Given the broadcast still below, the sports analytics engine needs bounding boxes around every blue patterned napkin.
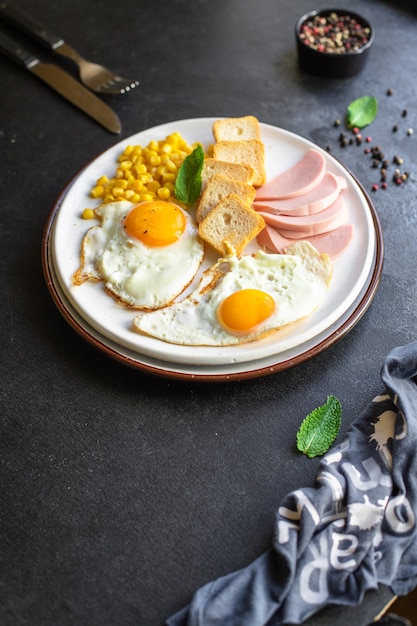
[166,341,417,625]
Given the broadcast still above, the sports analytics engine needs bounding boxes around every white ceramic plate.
[43,118,384,381]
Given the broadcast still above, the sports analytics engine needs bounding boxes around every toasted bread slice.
[198,193,265,257]
[201,158,255,190]
[196,174,256,223]
[212,139,266,187]
[213,116,261,142]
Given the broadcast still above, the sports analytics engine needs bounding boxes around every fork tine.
[97,78,140,95]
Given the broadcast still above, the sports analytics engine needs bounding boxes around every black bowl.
[296,8,374,78]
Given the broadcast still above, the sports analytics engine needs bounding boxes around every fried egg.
[73,200,205,309]
[132,241,333,345]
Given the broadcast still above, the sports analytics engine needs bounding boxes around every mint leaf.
[347,96,378,129]
[174,144,205,205]
[296,395,342,458]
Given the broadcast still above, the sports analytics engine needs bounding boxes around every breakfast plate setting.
[42,118,384,381]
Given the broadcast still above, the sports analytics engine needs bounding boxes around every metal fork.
[51,41,139,94]
[0,1,139,95]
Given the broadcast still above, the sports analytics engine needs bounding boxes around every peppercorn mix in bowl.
[295,9,374,78]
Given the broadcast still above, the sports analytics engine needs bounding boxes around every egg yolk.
[217,289,276,335]
[124,201,186,247]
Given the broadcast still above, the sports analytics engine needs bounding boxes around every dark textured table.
[2,1,417,624]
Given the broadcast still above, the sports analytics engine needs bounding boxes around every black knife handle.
[0,30,39,68]
[0,1,64,50]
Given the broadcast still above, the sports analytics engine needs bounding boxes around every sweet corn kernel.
[162,173,176,184]
[157,187,171,200]
[165,159,177,173]
[90,185,104,199]
[96,175,109,186]
[134,163,147,175]
[82,208,95,219]
[150,154,161,166]
[132,180,144,192]
[141,192,155,202]
[155,164,167,177]
[147,180,160,193]
[164,182,175,193]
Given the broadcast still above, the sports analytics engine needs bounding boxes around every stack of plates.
[42,119,383,381]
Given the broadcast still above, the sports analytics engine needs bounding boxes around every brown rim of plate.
[41,162,384,384]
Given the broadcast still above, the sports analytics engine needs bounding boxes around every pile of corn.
[85,132,198,216]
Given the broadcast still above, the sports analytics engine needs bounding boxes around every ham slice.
[257,224,354,259]
[253,173,347,216]
[255,149,326,200]
[257,194,346,236]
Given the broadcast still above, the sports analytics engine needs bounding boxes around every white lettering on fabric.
[299,535,329,604]
[385,494,416,534]
[330,532,358,570]
[342,457,392,491]
[277,490,321,544]
[277,520,299,544]
[316,471,347,525]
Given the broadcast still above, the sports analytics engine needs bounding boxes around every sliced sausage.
[257,194,346,235]
[255,149,326,200]
[257,224,354,259]
[253,173,347,216]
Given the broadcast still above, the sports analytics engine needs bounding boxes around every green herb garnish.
[174,144,205,205]
[347,96,378,129]
[296,395,342,458]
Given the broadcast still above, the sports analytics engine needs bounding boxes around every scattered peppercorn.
[299,12,371,54]
[329,91,413,192]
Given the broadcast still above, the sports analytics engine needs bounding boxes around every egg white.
[73,200,205,309]
[132,241,333,345]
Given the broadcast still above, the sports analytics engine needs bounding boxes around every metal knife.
[0,31,121,134]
